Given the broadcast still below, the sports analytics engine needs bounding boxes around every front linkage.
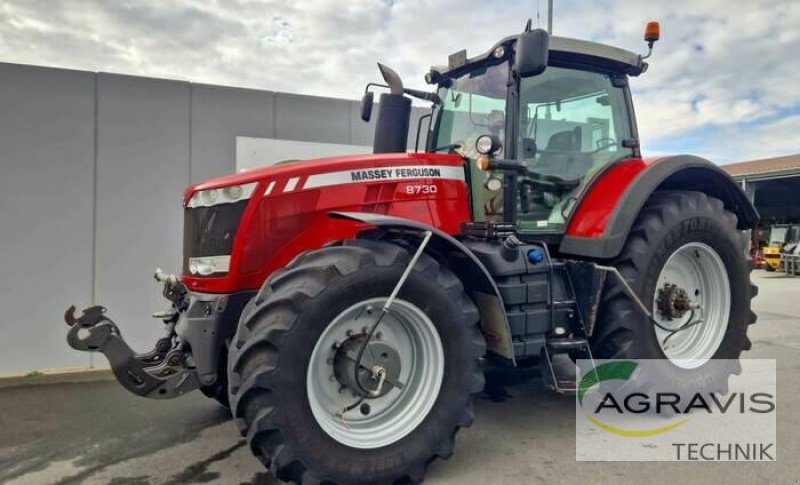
[64,269,201,399]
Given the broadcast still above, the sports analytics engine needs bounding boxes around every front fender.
[329,211,515,364]
[560,155,758,259]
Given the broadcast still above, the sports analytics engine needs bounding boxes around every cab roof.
[429,34,647,82]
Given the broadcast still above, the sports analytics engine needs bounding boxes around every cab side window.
[516,66,633,232]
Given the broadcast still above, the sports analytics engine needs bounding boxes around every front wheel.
[228,239,485,484]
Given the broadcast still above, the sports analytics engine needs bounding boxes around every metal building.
[724,154,800,224]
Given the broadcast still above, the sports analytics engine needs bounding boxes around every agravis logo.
[578,360,775,438]
[576,359,777,462]
[577,361,689,437]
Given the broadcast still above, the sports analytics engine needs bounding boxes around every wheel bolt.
[366,306,374,315]
[360,403,371,416]
[346,329,353,337]
[329,375,336,382]
[375,332,382,340]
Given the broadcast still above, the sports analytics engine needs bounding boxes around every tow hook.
[63,271,200,399]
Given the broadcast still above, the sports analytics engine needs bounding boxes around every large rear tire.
[592,191,757,388]
[228,239,485,484]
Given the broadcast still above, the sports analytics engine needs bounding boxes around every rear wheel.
[592,191,757,387]
[228,239,485,484]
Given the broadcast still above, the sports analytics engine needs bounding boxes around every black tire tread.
[593,190,757,365]
[228,239,484,484]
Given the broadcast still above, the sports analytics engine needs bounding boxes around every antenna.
[537,0,541,29]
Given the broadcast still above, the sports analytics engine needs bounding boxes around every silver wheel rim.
[652,242,730,369]
[307,297,444,449]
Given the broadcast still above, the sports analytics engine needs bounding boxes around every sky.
[0,0,798,164]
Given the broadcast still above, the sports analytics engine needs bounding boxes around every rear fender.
[329,211,514,364]
[561,155,759,259]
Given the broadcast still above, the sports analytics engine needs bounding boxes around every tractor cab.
[425,29,648,235]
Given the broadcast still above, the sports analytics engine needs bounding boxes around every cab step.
[542,337,594,394]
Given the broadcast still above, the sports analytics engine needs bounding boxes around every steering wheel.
[592,138,617,153]
[521,170,581,192]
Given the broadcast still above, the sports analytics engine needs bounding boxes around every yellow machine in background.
[764,224,799,272]
[763,246,782,271]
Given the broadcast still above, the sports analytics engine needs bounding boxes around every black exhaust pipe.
[373,63,411,154]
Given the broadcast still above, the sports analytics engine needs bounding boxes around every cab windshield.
[429,61,633,230]
[429,61,509,219]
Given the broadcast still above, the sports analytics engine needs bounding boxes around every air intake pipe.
[373,63,411,154]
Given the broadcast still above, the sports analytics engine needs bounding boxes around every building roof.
[722,154,800,179]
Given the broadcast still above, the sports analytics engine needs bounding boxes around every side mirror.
[360,91,374,122]
[514,29,549,78]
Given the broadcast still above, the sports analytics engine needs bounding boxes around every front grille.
[183,200,248,274]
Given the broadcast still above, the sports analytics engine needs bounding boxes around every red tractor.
[65,22,758,484]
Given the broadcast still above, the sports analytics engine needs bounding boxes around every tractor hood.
[184,152,464,204]
[180,150,469,294]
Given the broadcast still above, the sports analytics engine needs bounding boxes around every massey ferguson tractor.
[64,21,758,483]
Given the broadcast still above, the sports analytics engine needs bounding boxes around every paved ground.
[1,270,798,484]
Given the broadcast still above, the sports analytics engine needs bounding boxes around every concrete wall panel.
[275,93,351,143]
[190,84,275,182]
[94,73,190,353]
[0,64,95,372]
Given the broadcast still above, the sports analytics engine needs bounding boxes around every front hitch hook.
[64,305,199,399]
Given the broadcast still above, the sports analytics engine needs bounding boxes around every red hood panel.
[181,150,471,293]
[184,152,463,200]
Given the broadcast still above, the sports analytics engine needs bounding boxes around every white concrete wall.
[0,61,428,373]
[236,137,370,172]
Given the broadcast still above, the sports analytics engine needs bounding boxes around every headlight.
[188,182,256,208]
[202,189,218,205]
[475,134,502,156]
[223,185,243,200]
[484,176,503,192]
[188,255,231,276]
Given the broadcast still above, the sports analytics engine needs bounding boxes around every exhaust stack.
[372,63,411,154]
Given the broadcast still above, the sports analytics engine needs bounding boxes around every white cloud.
[0,0,798,163]
[689,115,800,163]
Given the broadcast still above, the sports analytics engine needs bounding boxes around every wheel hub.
[651,242,731,368]
[307,297,445,449]
[333,335,402,398]
[656,283,696,320]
